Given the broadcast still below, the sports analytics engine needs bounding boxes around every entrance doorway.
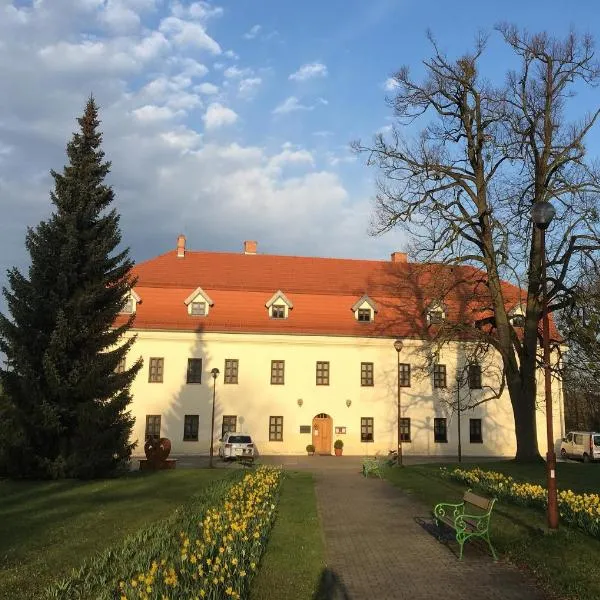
[312,413,333,455]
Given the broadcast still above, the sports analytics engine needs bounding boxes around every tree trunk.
[507,373,542,462]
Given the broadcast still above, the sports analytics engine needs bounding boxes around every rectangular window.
[433,364,447,389]
[271,305,285,319]
[145,415,161,441]
[224,359,239,384]
[434,418,448,443]
[115,356,126,374]
[361,417,374,442]
[186,358,202,384]
[148,357,164,383]
[190,301,206,316]
[316,361,330,385]
[183,415,199,441]
[269,416,283,441]
[470,419,483,443]
[222,415,237,438]
[468,364,482,389]
[271,360,285,385]
[400,417,411,442]
[357,308,371,322]
[399,363,411,387]
[121,296,134,314]
[429,310,444,324]
[361,362,374,386]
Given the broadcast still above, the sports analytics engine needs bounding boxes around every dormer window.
[427,302,446,325]
[120,290,141,314]
[512,314,525,328]
[266,290,293,320]
[357,308,372,322]
[184,287,214,317]
[352,295,377,323]
[190,301,206,316]
[272,305,286,319]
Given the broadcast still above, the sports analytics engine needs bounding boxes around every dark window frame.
[357,308,372,322]
[512,314,525,328]
[271,305,286,319]
[361,362,374,387]
[434,417,448,443]
[148,357,164,383]
[361,417,374,442]
[468,364,482,390]
[115,356,126,374]
[428,309,444,324]
[400,417,411,442]
[316,361,330,386]
[398,363,411,387]
[271,360,285,385]
[469,418,483,444]
[433,364,447,389]
[121,296,134,314]
[269,416,284,441]
[222,415,237,438]
[224,359,239,384]
[186,358,203,384]
[145,414,161,441]
[183,414,199,441]
[190,301,207,316]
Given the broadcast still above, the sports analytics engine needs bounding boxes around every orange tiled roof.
[114,246,559,340]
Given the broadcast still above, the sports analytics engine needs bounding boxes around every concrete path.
[313,469,546,600]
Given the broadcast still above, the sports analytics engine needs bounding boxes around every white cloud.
[202,102,238,129]
[39,40,139,73]
[289,62,328,82]
[159,16,221,53]
[133,105,182,122]
[268,146,314,172]
[383,77,399,91]
[243,24,261,40]
[99,1,142,33]
[223,65,252,79]
[223,49,239,59]
[195,82,219,95]
[272,96,328,115]
[238,77,262,98]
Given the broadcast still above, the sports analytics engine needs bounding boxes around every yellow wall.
[124,330,565,458]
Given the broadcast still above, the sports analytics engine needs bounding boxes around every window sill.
[186,382,202,385]
[434,440,448,444]
[224,381,238,385]
[148,381,164,384]
[470,440,484,444]
[183,438,199,442]
[361,440,375,443]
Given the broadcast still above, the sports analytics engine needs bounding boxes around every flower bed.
[442,467,600,538]
[118,466,281,600]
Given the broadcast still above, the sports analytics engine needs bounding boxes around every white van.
[560,431,600,462]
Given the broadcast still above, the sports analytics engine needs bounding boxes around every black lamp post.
[531,199,559,531]
[456,373,462,464]
[394,339,404,466]
[209,367,220,468]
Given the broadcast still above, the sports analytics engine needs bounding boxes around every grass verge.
[251,471,325,600]
[0,469,228,600]
[384,463,600,600]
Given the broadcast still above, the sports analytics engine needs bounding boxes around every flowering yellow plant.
[118,466,282,600]
[442,467,600,538]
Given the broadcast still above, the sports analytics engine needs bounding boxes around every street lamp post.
[209,367,220,469]
[456,373,462,464]
[532,199,559,531]
[394,339,404,466]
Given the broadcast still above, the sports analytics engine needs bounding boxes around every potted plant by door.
[334,439,344,456]
[306,444,316,456]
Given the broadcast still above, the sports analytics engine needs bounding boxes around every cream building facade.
[119,238,565,458]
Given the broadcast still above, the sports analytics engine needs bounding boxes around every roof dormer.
[266,290,293,319]
[427,301,446,325]
[184,287,214,317]
[509,303,525,328]
[120,289,141,314]
[352,295,378,323]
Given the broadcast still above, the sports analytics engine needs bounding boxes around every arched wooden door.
[312,413,333,455]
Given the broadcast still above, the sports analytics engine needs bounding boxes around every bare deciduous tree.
[354,26,600,461]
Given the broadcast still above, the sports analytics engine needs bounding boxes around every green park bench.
[361,456,383,478]
[433,489,498,560]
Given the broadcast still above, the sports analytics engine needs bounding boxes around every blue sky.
[0,0,599,295]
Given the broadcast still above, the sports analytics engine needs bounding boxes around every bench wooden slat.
[463,491,493,511]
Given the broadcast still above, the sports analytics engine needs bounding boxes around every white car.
[218,432,255,461]
[560,431,600,462]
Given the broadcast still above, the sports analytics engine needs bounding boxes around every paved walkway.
[313,469,546,600]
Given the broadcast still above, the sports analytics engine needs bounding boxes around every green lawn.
[0,469,228,600]
[384,462,600,600]
[252,471,326,600]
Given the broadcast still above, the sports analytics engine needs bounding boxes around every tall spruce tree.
[0,97,141,479]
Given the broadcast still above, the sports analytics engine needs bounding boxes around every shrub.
[334,440,344,450]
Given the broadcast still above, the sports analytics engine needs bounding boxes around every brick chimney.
[243,240,257,255]
[391,251,408,263]
[177,234,186,258]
